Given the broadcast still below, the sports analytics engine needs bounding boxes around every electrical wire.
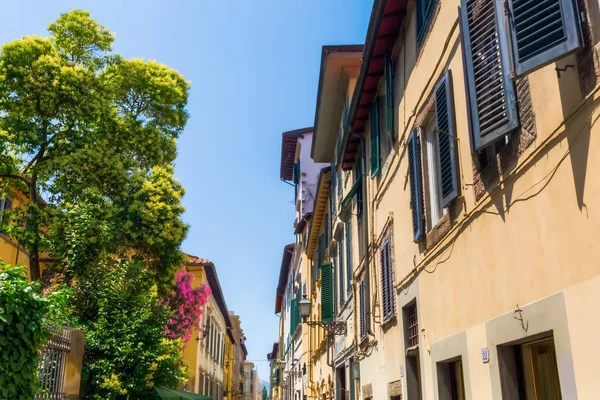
[396,82,600,290]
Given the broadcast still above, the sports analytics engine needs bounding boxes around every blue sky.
[1,0,372,380]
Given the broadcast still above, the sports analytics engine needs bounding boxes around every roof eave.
[306,167,332,257]
[311,45,364,162]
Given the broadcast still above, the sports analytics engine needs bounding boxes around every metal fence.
[35,327,72,400]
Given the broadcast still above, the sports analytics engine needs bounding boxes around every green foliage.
[0,9,190,280]
[0,263,60,399]
[78,259,188,399]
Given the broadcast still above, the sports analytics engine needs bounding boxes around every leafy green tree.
[78,259,189,399]
[0,9,189,281]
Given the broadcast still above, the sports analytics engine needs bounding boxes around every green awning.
[151,387,212,400]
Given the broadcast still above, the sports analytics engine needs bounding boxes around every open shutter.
[359,279,367,339]
[508,0,581,76]
[435,71,460,207]
[320,263,334,322]
[370,98,381,178]
[460,0,519,151]
[295,288,301,332]
[380,237,394,320]
[417,0,438,46]
[385,51,394,139]
[345,221,353,296]
[407,129,425,241]
[338,241,345,307]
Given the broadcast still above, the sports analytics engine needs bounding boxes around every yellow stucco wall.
[353,0,600,398]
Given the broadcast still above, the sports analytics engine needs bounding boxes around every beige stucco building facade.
[274,0,600,399]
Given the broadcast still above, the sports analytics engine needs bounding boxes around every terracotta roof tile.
[186,254,212,265]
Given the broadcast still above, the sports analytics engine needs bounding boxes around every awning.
[151,387,212,400]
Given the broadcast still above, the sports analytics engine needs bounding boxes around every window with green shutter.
[345,221,353,297]
[385,51,394,140]
[320,263,334,322]
[370,98,381,178]
[416,0,438,47]
[380,237,395,320]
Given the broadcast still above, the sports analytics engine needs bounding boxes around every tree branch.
[0,173,32,187]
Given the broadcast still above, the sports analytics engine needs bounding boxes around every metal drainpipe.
[351,132,368,400]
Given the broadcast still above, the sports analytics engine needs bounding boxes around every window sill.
[406,344,419,357]
[381,314,397,332]
[423,207,453,251]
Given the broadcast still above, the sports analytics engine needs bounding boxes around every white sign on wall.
[481,347,490,364]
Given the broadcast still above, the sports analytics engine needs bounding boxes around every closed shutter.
[359,279,367,339]
[435,70,460,207]
[385,51,394,139]
[508,0,581,76]
[370,98,381,178]
[289,296,296,334]
[320,263,334,322]
[345,221,353,296]
[407,129,425,241]
[460,0,519,151]
[380,237,395,320]
[417,0,438,46]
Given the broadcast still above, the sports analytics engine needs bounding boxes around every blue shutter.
[407,129,424,241]
[380,237,394,320]
[359,279,367,339]
[460,0,519,151]
[385,51,394,139]
[345,221,353,296]
[508,0,582,76]
[435,71,460,207]
[370,99,381,178]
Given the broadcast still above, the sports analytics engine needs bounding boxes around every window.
[409,71,460,235]
[345,221,353,297]
[370,53,395,180]
[497,335,562,399]
[359,279,367,339]
[380,237,395,320]
[0,197,13,225]
[370,98,381,178]
[416,0,438,47]
[437,359,466,400]
[355,161,363,224]
[404,301,421,400]
[460,0,581,151]
[407,129,425,241]
[404,302,419,348]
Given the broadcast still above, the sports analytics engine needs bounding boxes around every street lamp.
[298,296,347,335]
